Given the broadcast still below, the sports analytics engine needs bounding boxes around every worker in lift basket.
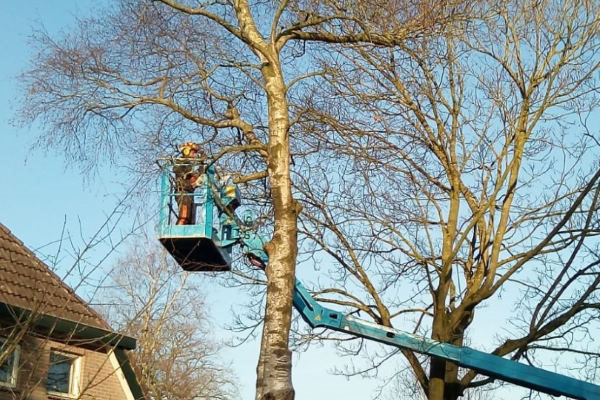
[174,142,204,225]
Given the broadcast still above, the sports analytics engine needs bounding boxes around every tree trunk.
[429,311,470,400]
[428,314,447,400]
[428,353,463,400]
[255,59,297,400]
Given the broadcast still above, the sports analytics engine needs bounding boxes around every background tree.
[18,1,468,399]
[293,0,600,399]
[102,235,237,400]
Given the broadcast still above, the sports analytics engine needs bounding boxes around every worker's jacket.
[173,161,203,193]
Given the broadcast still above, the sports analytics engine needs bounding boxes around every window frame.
[0,338,20,389]
[46,350,82,398]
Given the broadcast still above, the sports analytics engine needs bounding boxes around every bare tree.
[102,234,237,400]
[17,1,472,399]
[291,0,600,399]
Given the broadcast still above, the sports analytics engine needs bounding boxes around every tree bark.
[254,53,297,400]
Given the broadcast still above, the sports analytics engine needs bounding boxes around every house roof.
[0,222,110,331]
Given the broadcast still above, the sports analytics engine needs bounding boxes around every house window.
[47,351,81,397]
[0,340,20,388]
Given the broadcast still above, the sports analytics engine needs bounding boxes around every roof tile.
[0,223,110,331]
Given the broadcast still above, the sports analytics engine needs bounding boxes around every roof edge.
[113,348,148,400]
[0,302,136,350]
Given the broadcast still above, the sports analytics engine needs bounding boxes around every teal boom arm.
[293,279,600,400]
[232,198,600,399]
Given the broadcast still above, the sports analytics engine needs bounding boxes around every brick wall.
[0,334,133,400]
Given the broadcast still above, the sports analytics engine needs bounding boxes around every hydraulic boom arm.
[236,216,599,399]
[292,279,599,400]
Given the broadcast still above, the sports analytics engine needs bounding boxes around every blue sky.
[0,2,382,399]
[3,3,591,400]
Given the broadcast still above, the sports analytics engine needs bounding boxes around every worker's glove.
[191,175,204,187]
[185,171,198,182]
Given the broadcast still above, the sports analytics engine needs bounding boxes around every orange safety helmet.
[180,142,200,157]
